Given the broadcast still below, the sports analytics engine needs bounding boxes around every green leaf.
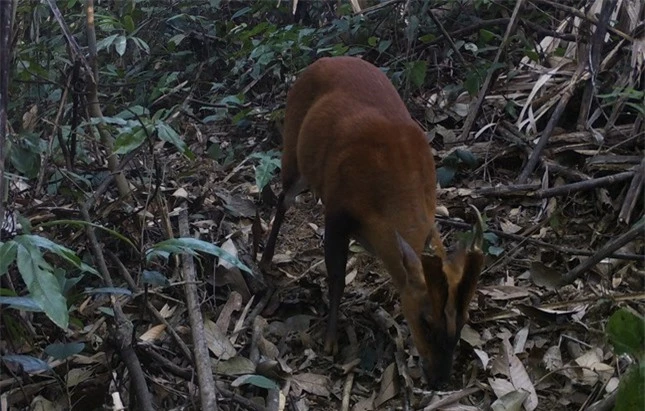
[115,35,127,56]
[615,363,645,411]
[252,152,281,192]
[231,374,279,390]
[123,15,135,33]
[45,342,85,360]
[377,39,392,54]
[464,71,481,96]
[15,235,98,275]
[156,121,194,159]
[1,355,51,374]
[0,242,17,276]
[607,308,645,359]
[96,33,118,52]
[479,29,496,43]
[407,60,427,88]
[0,296,44,311]
[146,238,252,274]
[487,245,504,256]
[16,242,68,329]
[114,128,146,154]
[142,270,170,287]
[454,149,478,168]
[436,166,456,187]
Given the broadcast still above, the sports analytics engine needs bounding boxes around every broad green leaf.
[169,34,186,46]
[1,355,51,374]
[253,155,280,192]
[146,238,252,274]
[123,15,135,33]
[115,35,127,56]
[378,39,392,53]
[96,33,118,52]
[45,342,85,360]
[16,243,68,329]
[231,374,279,390]
[142,270,170,287]
[607,308,645,359]
[0,296,44,311]
[408,60,427,88]
[0,242,17,275]
[455,149,478,168]
[114,128,146,154]
[156,121,193,159]
[14,235,98,275]
[436,166,456,188]
[615,363,645,411]
[487,245,504,257]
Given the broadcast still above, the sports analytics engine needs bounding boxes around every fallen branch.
[529,170,634,199]
[475,183,541,197]
[477,171,635,199]
[436,216,644,261]
[178,207,218,410]
[562,218,645,284]
[618,158,645,224]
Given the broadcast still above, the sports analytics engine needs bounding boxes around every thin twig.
[459,0,524,141]
[562,218,645,284]
[80,204,154,411]
[427,8,467,68]
[178,207,218,410]
[105,250,194,362]
[518,66,589,183]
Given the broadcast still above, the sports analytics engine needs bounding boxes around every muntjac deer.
[260,56,484,388]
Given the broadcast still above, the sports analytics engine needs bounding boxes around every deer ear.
[395,232,423,287]
[457,205,485,314]
[421,254,448,320]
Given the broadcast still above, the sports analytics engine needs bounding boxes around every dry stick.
[341,372,355,411]
[585,390,617,411]
[105,250,194,362]
[533,0,633,42]
[541,158,591,183]
[83,0,131,199]
[528,170,635,199]
[436,217,644,261]
[427,8,467,68]
[474,183,541,197]
[369,304,412,410]
[517,66,589,183]
[178,207,218,410]
[618,158,645,224]
[422,387,480,411]
[80,206,154,411]
[482,171,634,198]
[458,0,524,141]
[577,0,617,128]
[562,218,645,284]
[0,0,11,234]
